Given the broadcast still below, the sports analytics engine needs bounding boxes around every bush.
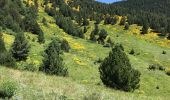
[0,80,17,98]
[99,45,141,92]
[129,49,135,55]
[40,39,68,76]
[162,51,166,54]
[148,64,165,71]
[61,39,70,52]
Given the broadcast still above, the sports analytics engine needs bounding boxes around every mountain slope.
[0,0,170,99]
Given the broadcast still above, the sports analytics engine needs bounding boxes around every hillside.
[0,0,170,99]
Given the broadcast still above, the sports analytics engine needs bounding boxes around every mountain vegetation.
[0,0,170,99]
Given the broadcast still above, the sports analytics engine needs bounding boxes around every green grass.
[0,2,170,99]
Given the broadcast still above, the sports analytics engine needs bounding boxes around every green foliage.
[83,26,87,33]
[61,39,71,52]
[141,21,149,34]
[38,30,45,44]
[11,32,30,61]
[0,80,17,98]
[83,17,89,26]
[0,35,6,53]
[97,29,108,45]
[0,36,16,67]
[90,31,97,42]
[148,64,165,71]
[129,49,135,55]
[107,37,114,47]
[99,45,141,92]
[40,39,68,76]
[42,17,48,26]
[93,24,99,35]
[162,50,167,54]
[120,17,126,25]
[124,23,129,30]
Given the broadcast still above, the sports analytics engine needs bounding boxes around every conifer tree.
[0,35,15,67]
[99,45,141,92]
[107,37,114,47]
[90,31,96,42]
[42,17,48,26]
[11,32,30,61]
[61,39,70,52]
[38,31,45,44]
[124,23,129,30]
[97,29,108,45]
[94,24,99,35]
[40,39,68,76]
[84,26,87,33]
[83,17,89,26]
[141,21,149,34]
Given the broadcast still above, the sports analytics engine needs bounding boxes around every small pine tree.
[141,22,149,34]
[83,26,87,33]
[42,17,48,26]
[38,30,45,44]
[129,49,135,55]
[99,45,141,92]
[61,39,70,52]
[0,36,6,53]
[124,23,129,30]
[94,24,99,35]
[97,29,108,45]
[40,39,68,76]
[0,36,15,67]
[83,17,89,26]
[78,29,85,39]
[107,37,114,47]
[90,31,96,42]
[11,32,30,61]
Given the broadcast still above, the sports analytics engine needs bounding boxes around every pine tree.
[94,24,99,35]
[40,39,68,76]
[11,32,30,61]
[141,21,149,34]
[0,35,15,67]
[99,45,141,92]
[107,37,114,47]
[78,29,85,39]
[0,35,6,53]
[97,29,108,45]
[61,39,70,52]
[38,31,45,44]
[90,31,96,42]
[83,17,89,26]
[83,26,87,33]
[124,23,129,30]
[42,17,48,26]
